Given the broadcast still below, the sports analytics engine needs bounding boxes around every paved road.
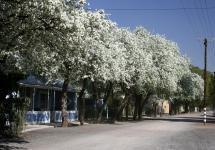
[1,113,215,150]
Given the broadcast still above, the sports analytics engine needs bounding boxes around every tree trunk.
[138,92,151,120]
[97,81,113,122]
[92,81,98,119]
[184,100,189,113]
[133,94,141,120]
[153,103,157,117]
[125,103,129,120]
[115,93,129,121]
[117,84,130,121]
[137,94,143,120]
[61,79,69,127]
[78,78,88,125]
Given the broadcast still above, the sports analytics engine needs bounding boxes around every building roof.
[18,75,75,92]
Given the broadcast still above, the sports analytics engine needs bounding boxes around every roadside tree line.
[0,0,204,126]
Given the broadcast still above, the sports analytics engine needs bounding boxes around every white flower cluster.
[5,91,20,99]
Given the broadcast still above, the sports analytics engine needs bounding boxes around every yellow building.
[162,100,170,114]
[158,100,170,114]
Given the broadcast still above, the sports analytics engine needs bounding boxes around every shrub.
[0,92,30,137]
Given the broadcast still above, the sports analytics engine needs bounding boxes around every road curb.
[22,125,54,133]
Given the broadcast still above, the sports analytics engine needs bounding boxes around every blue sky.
[88,0,215,72]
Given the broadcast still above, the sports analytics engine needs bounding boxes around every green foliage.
[191,66,204,77]
[208,74,215,107]
[191,66,215,107]
[144,107,154,116]
[0,96,30,137]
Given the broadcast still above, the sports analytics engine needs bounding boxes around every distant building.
[144,95,171,117]
[157,100,170,115]
[18,75,78,124]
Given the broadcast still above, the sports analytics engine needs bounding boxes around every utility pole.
[203,38,207,125]
[204,38,207,107]
[213,72,215,117]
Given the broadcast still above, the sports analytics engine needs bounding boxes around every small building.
[159,100,170,114]
[18,75,78,124]
[143,95,171,116]
[153,99,170,116]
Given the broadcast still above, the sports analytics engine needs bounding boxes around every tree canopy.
[0,0,205,122]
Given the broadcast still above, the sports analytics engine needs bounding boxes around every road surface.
[1,113,215,150]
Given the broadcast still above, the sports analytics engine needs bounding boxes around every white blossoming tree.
[177,72,204,112]
[131,27,190,119]
[1,0,204,124]
[0,0,92,126]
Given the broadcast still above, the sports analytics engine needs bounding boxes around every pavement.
[22,124,54,133]
[144,111,215,124]
[1,112,215,150]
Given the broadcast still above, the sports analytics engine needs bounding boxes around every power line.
[204,0,215,60]
[181,0,206,66]
[88,6,215,11]
[180,0,215,72]
[180,0,201,38]
[203,0,213,37]
[194,0,206,38]
[202,0,215,71]
[198,0,210,37]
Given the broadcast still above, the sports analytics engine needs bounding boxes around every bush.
[144,107,154,116]
[0,93,30,137]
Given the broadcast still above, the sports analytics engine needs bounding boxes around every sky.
[87,0,215,72]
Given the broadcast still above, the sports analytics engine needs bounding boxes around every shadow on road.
[0,144,28,150]
[0,136,29,150]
